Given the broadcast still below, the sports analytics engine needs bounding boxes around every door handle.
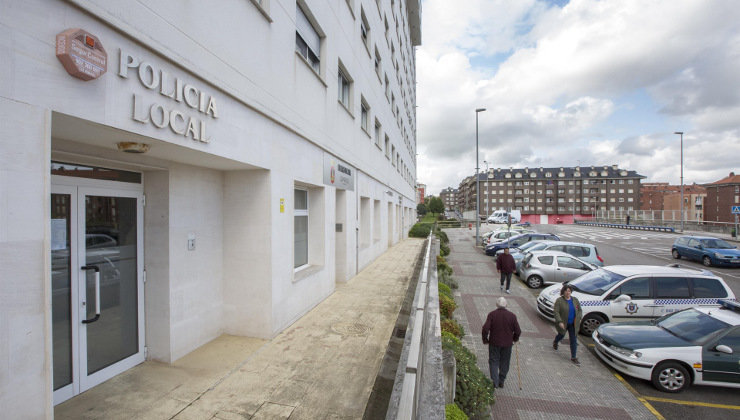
[81,265,101,324]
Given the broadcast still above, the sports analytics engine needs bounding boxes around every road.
[482,223,740,420]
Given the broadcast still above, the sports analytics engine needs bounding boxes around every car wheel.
[671,249,680,259]
[702,256,712,267]
[579,313,606,335]
[526,275,543,288]
[651,362,690,393]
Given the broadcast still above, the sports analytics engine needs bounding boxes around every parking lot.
[489,223,740,420]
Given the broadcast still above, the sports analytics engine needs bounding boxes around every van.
[487,209,521,224]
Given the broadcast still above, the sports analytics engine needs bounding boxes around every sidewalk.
[55,238,426,420]
[445,228,657,419]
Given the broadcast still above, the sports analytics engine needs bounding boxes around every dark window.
[691,278,728,298]
[566,246,589,257]
[549,245,566,253]
[675,237,690,246]
[537,255,554,265]
[687,239,701,248]
[608,277,650,299]
[557,256,587,270]
[655,277,690,298]
[715,328,740,352]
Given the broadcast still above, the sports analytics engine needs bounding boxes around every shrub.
[439,271,459,290]
[445,403,468,420]
[409,222,433,238]
[439,293,456,319]
[438,282,453,299]
[440,241,450,256]
[435,230,449,244]
[442,335,495,417]
[436,256,453,277]
[441,330,461,346]
[441,318,464,338]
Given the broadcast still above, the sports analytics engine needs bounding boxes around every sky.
[415,0,740,197]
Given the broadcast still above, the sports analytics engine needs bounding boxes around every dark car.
[485,232,560,256]
[672,236,740,267]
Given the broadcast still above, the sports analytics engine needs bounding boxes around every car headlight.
[714,252,727,259]
[611,346,642,359]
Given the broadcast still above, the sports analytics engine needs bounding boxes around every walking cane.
[516,341,522,390]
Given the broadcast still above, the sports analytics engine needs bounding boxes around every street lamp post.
[675,131,684,232]
[475,108,486,245]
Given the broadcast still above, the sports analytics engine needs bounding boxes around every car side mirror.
[696,244,703,250]
[715,344,733,354]
[614,294,631,303]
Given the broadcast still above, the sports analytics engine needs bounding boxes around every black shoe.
[553,340,558,350]
[571,358,581,366]
[498,381,504,388]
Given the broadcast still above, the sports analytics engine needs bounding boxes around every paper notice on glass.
[51,219,67,250]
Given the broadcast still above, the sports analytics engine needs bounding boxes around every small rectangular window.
[360,98,369,132]
[294,189,309,268]
[338,67,350,108]
[296,4,321,73]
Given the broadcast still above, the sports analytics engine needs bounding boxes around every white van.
[487,209,521,224]
[536,264,736,335]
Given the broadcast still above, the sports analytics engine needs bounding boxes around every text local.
[119,49,218,143]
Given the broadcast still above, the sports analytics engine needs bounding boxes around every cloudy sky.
[416,0,740,197]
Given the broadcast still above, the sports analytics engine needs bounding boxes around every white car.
[536,264,736,335]
[593,299,740,392]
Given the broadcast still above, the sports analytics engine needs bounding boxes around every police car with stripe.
[593,299,740,392]
[536,264,736,335]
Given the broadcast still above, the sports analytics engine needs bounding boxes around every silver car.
[519,250,596,288]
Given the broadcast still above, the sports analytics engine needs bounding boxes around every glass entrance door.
[52,182,145,405]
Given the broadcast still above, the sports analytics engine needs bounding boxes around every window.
[360,8,370,53]
[295,3,322,74]
[374,47,382,78]
[537,255,554,265]
[374,118,381,145]
[655,277,691,299]
[385,74,390,100]
[691,278,728,298]
[608,278,650,299]
[391,145,396,166]
[337,65,351,109]
[294,188,308,268]
[557,256,588,270]
[385,136,390,158]
[360,97,369,132]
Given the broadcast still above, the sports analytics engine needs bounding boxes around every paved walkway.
[55,238,425,420]
[445,228,657,420]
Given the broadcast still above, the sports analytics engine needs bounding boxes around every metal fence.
[592,210,738,236]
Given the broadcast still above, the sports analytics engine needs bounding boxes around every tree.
[428,196,445,215]
[417,202,428,216]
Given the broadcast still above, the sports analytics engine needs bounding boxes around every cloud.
[417,0,740,197]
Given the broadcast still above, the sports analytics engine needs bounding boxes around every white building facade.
[0,0,421,416]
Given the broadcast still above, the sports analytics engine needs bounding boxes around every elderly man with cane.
[481,297,521,389]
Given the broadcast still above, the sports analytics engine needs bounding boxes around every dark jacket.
[554,296,582,335]
[481,308,521,347]
[496,253,516,273]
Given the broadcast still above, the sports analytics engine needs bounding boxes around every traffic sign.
[732,206,740,214]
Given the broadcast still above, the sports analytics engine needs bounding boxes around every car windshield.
[700,239,735,249]
[517,241,543,252]
[567,268,625,296]
[658,309,731,344]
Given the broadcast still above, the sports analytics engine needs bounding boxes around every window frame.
[294,188,309,270]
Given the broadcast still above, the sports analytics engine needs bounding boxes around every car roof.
[602,264,717,278]
[692,306,740,326]
[534,240,594,247]
[676,235,721,240]
[528,250,590,262]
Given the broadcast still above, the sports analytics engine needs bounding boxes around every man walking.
[496,246,516,294]
[481,297,521,388]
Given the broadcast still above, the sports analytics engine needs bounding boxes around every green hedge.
[441,318,464,338]
[438,282,453,299]
[442,334,495,417]
[445,403,468,420]
[439,293,456,319]
[409,222,434,238]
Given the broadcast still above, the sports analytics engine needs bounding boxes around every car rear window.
[675,237,690,246]
[567,246,589,257]
[655,277,690,298]
[691,278,728,298]
[537,255,554,265]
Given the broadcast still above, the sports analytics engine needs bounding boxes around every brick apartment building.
[455,165,645,223]
[703,172,740,223]
[440,187,458,211]
[663,185,706,222]
[639,183,680,210]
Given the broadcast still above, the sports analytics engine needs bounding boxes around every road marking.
[643,396,740,410]
[613,373,666,420]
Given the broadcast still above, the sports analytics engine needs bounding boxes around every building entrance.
[51,163,145,404]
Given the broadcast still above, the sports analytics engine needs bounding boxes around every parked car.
[519,250,596,288]
[536,264,736,335]
[672,236,740,267]
[593,299,740,393]
[485,232,560,256]
[507,241,551,274]
[485,228,534,244]
[486,209,521,224]
[502,240,604,269]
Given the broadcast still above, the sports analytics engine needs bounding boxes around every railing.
[386,234,445,420]
[575,220,675,232]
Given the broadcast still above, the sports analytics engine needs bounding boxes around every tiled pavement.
[445,228,656,420]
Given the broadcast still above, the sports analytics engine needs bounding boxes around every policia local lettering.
[119,49,218,143]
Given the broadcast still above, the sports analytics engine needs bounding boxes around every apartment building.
[0,0,421,415]
[439,187,458,211]
[703,172,740,223]
[457,165,645,222]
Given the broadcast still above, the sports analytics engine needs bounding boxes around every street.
[491,223,740,420]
